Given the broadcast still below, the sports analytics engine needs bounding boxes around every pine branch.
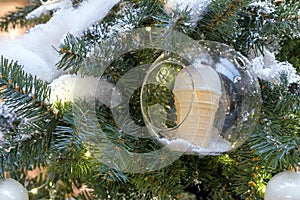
[0,4,51,32]
[153,6,196,35]
[68,101,129,182]
[197,0,300,55]
[277,38,300,73]
[274,1,300,37]
[249,79,300,169]
[0,56,58,172]
[228,144,270,199]
[197,0,254,55]
[55,33,88,73]
[55,0,164,73]
[54,1,129,72]
[0,57,98,198]
[0,56,50,108]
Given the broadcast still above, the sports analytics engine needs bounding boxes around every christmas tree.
[0,0,299,199]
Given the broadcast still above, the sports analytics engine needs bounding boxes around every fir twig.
[55,33,88,73]
[0,5,51,32]
[0,56,57,170]
[197,0,300,55]
[249,79,300,169]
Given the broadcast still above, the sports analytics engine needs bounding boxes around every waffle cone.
[173,89,221,147]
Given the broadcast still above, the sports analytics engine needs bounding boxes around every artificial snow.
[0,0,121,82]
[249,0,275,14]
[26,0,72,19]
[159,136,232,156]
[84,5,139,46]
[0,102,19,139]
[164,0,212,24]
[251,49,300,84]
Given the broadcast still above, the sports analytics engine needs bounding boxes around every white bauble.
[0,178,29,200]
[264,170,300,200]
[49,74,121,108]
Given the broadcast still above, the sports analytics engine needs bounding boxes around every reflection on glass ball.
[141,41,261,155]
[200,41,261,150]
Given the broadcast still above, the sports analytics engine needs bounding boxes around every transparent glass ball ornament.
[140,41,261,155]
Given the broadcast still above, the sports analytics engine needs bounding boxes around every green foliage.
[0,56,57,176]
[277,38,300,73]
[0,4,51,32]
[55,33,88,73]
[0,0,300,199]
[55,0,165,73]
[153,6,196,36]
[250,79,300,169]
[197,0,258,54]
[197,0,300,55]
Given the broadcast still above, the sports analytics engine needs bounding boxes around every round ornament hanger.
[40,0,63,5]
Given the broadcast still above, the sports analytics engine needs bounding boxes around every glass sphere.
[141,41,261,155]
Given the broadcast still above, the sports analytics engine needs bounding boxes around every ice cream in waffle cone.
[173,65,222,147]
